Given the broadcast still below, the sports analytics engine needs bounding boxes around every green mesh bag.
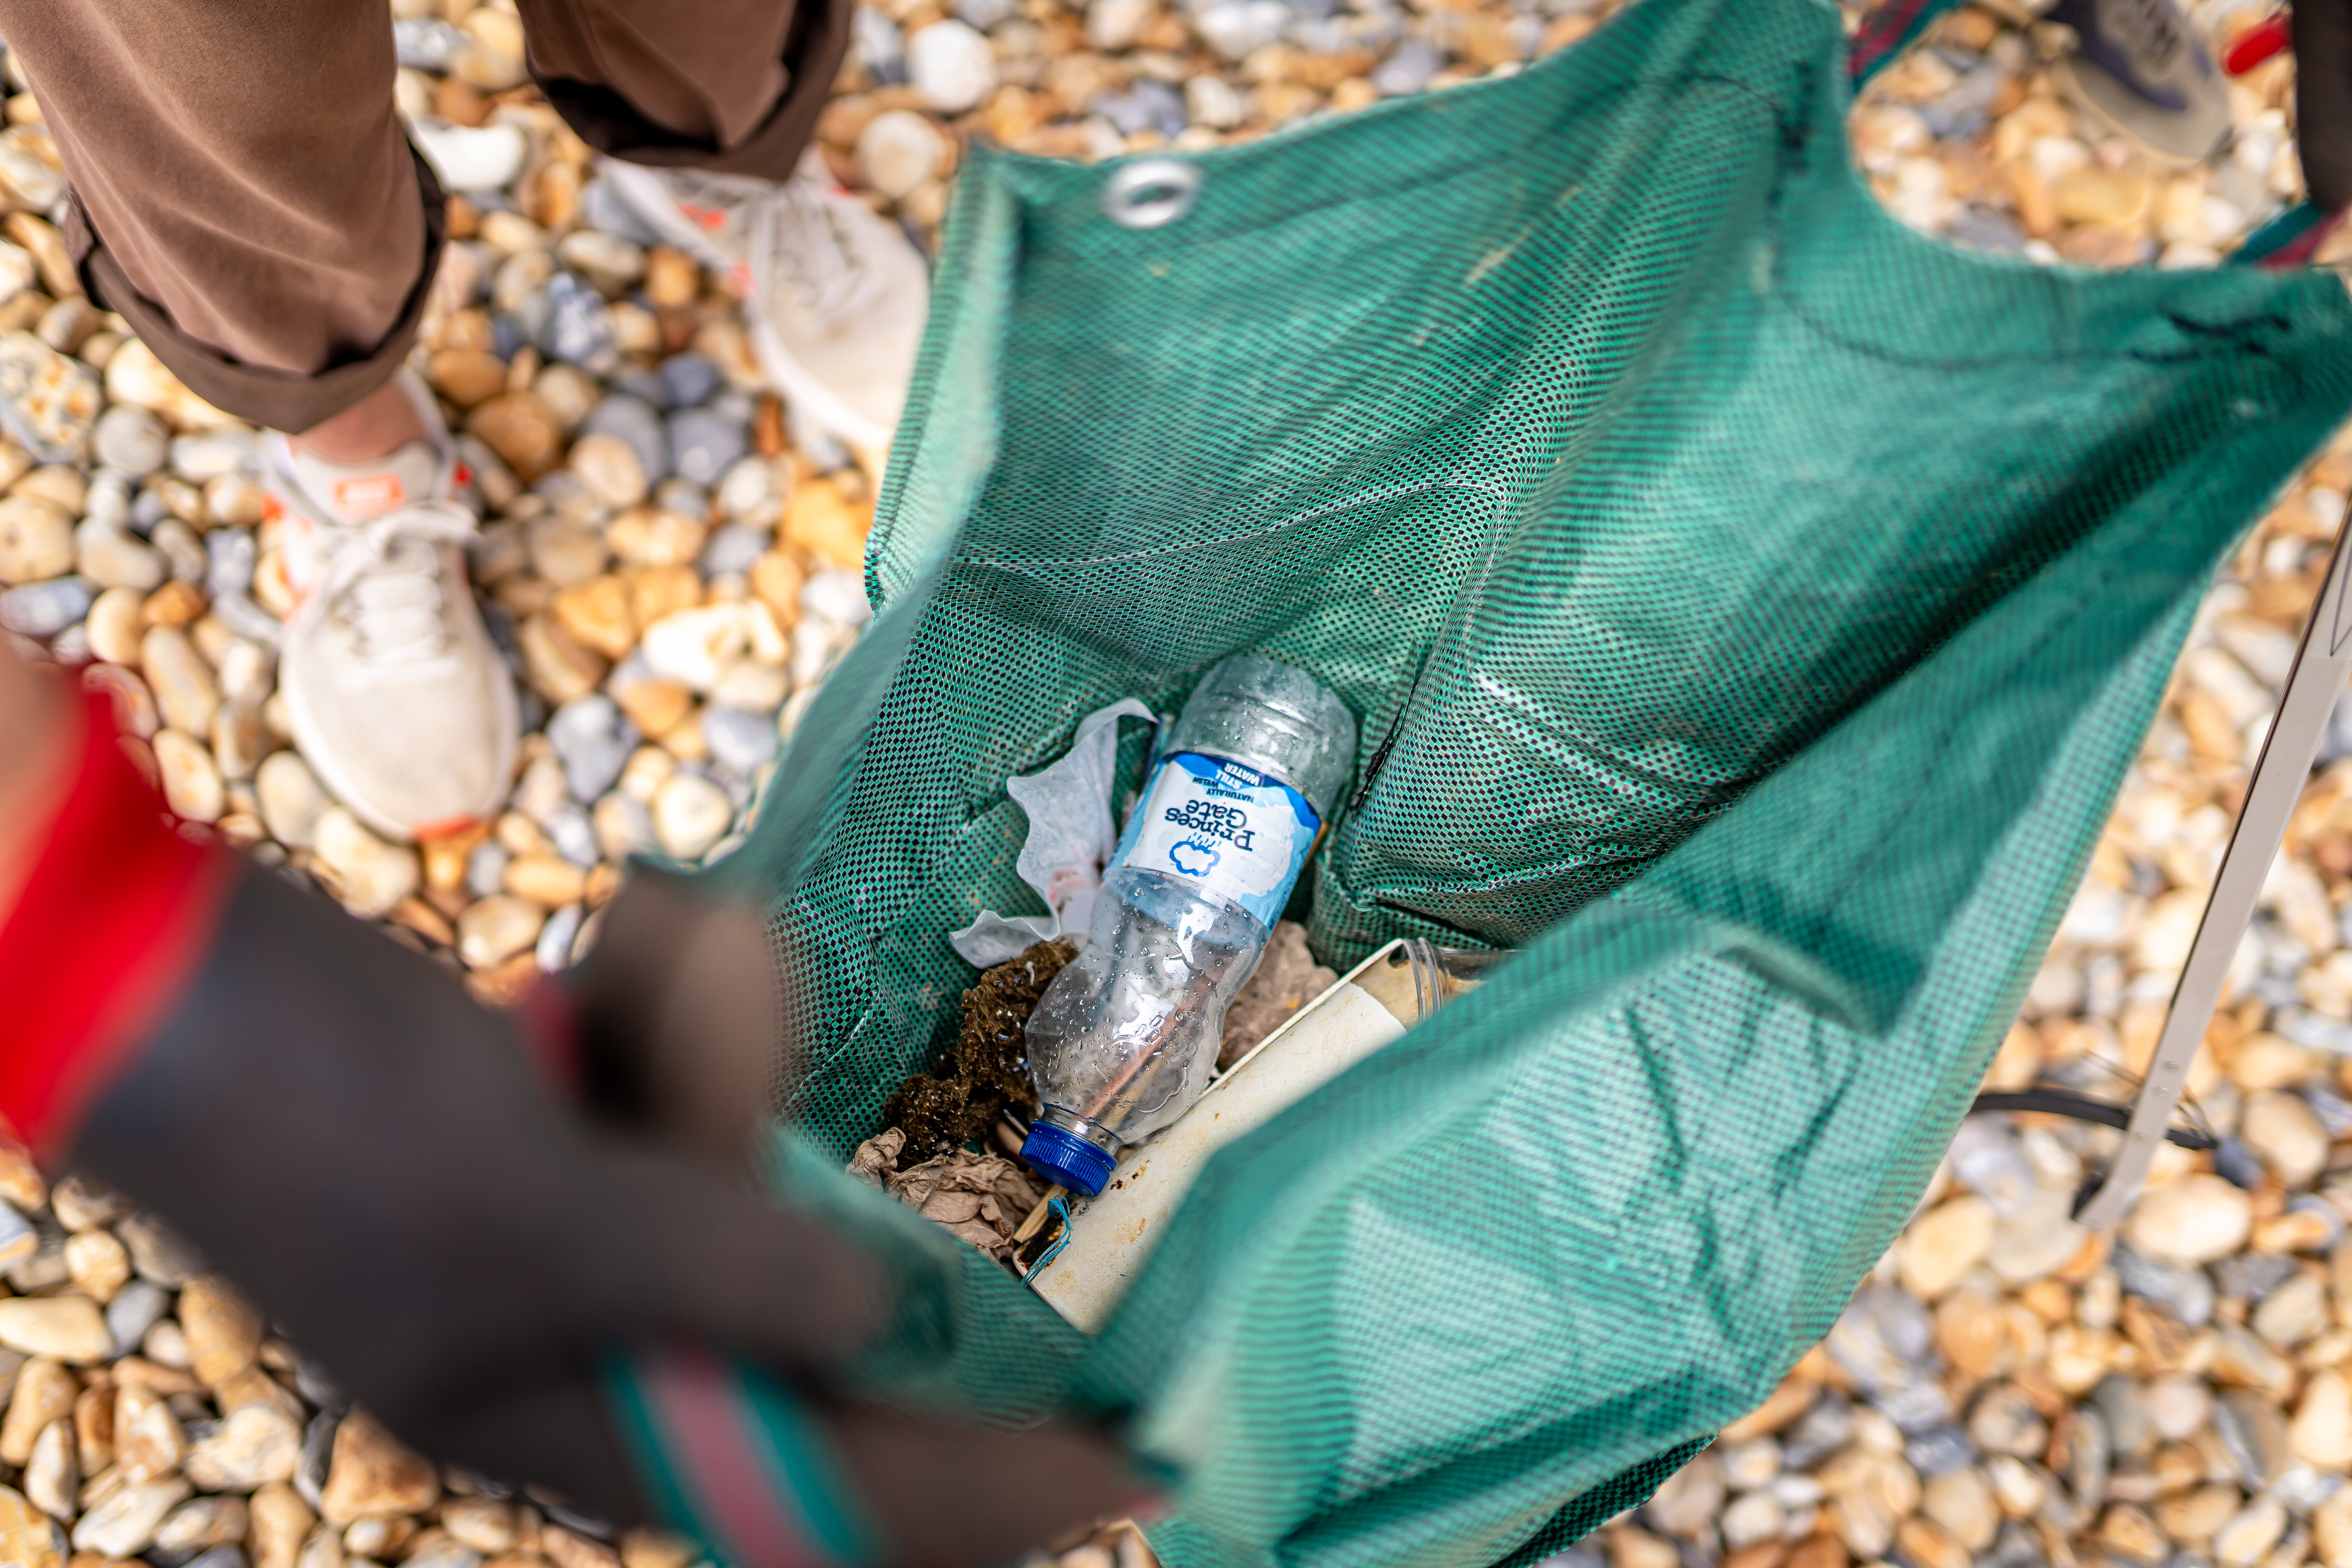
[704,0,2352,1563]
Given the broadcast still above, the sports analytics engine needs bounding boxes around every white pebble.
[906,20,997,113]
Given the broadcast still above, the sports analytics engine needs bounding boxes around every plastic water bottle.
[1020,655,1357,1197]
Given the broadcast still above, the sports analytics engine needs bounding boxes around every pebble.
[568,432,646,510]
[580,396,669,482]
[0,1298,111,1363]
[0,495,70,585]
[666,407,748,488]
[546,694,637,801]
[316,1414,437,1527]
[142,625,221,736]
[410,120,528,194]
[155,729,224,823]
[23,1419,74,1523]
[456,895,543,970]
[178,1277,261,1388]
[72,1479,191,1557]
[2125,1174,2251,1265]
[651,771,732,860]
[311,809,421,918]
[0,575,89,638]
[2242,1089,2330,1186]
[1898,1196,1994,1301]
[76,519,164,592]
[857,111,948,200]
[255,752,329,850]
[0,332,100,464]
[185,1405,302,1493]
[697,704,776,779]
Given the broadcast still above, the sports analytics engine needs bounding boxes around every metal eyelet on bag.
[1102,160,1201,229]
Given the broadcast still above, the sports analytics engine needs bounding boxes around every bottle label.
[1113,751,1320,928]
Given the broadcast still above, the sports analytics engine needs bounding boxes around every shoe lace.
[316,501,478,664]
[746,176,888,333]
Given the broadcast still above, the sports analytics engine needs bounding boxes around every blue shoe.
[2047,0,2231,162]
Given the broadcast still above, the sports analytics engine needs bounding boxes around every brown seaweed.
[881,938,1075,1168]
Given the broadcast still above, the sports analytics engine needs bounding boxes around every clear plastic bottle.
[1020,655,1357,1196]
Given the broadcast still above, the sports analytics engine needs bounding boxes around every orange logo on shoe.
[682,203,727,233]
[334,474,405,511]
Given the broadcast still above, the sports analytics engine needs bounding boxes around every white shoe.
[262,372,519,841]
[603,156,930,454]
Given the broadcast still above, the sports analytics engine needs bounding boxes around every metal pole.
[2076,500,2352,1229]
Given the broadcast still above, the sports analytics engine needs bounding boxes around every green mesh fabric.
[711,0,2352,1563]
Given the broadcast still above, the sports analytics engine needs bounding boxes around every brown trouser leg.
[0,0,848,435]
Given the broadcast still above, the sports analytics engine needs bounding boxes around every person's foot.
[2045,0,2230,164]
[263,370,519,841]
[602,155,930,456]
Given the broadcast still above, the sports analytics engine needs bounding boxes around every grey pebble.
[702,704,780,777]
[579,176,662,249]
[393,16,465,69]
[5,1215,65,1291]
[106,1278,172,1357]
[295,1412,338,1509]
[955,0,1018,28]
[2089,1374,2154,1461]
[1875,1378,1954,1434]
[92,403,167,477]
[467,840,512,900]
[580,394,670,484]
[853,5,906,83]
[667,406,749,487]
[659,351,722,408]
[526,272,619,375]
[1096,80,1187,139]
[0,575,92,637]
[546,693,639,803]
[1371,35,1443,94]
[208,527,257,599]
[2062,1404,2110,1508]
[536,902,585,973]
[84,470,132,530]
[610,367,673,410]
[2274,1006,2352,1052]
[2214,1251,2299,1302]
[1780,1395,1853,1470]
[119,1209,208,1285]
[183,1546,249,1568]
[152,518,207,584]
[701,524,769,577]
[2113,1244,2214,1327]
[1903,1424,1974,1478]
[2216,1386,2290,1487]
[546,800,601,868]
[653,477,709,519]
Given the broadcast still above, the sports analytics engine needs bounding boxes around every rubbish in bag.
[853,919,1342,1264]
[949,699,1158,966]
[1026,938,1500,1328]
[847,1127,1046,1264]
[883,938,1074,1167]
[1019,655,1356,1196]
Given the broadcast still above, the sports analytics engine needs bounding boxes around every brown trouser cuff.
[530,0,849,180]
[66,147,450,435]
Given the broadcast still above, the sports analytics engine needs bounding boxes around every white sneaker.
[263,371,519,841]
[603,156,930,455]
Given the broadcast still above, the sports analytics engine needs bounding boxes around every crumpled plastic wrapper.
[848,1127,1045,1261]
[949,699,1158,966]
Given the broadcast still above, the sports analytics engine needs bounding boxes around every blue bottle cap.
[1021,1122,1117,1197]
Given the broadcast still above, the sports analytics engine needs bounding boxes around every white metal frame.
[2076,502,2352,1229]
